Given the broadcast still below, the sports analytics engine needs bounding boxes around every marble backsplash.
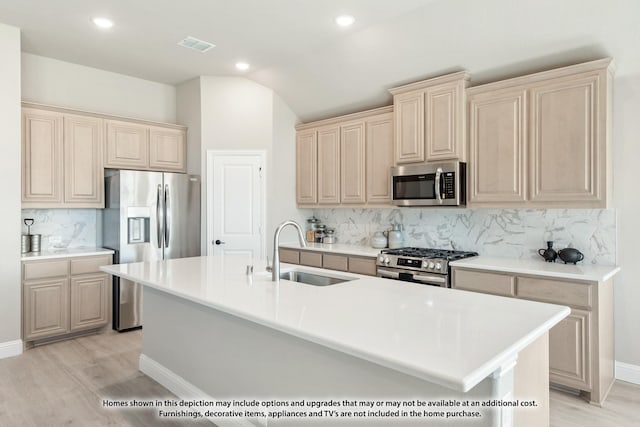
[312,208,616,265]
[21,209,98,250]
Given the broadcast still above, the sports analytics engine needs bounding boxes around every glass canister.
[306,216,321,242]
[314,224,326,243]
[323,228,336,244]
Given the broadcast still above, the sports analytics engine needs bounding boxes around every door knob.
[214,239,225,245]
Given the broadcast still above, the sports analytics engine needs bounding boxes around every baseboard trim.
[139,354,261,427]
[0,339,23,359]
[615,361,640,385]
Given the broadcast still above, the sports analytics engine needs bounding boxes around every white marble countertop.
[102,254,569,393]
[279,242,382,257]
[450,256,620,282]
[21,247,115,261]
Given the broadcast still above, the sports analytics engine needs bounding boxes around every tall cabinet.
[467,58,613,208]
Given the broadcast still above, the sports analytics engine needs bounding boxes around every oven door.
[377,267,448,287]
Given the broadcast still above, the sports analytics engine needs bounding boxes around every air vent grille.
[178,36,215,53]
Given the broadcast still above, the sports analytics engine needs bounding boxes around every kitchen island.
[102,254,569,427]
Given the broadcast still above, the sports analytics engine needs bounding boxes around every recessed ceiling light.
[235,62,250,71]
[92,17,114,29]
[335,15,355,27]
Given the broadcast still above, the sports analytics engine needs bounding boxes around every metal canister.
[21,234,31,254]
[30,234,41,253]
[322,228,336,244]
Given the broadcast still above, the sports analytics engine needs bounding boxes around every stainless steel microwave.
[391,162,466,206]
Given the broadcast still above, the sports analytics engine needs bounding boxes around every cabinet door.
[394,91,425,164]
[529,72,605,205]
[425,81,464,161]
[468,88,528,204]
[105,120,149,169]
[149,127,186,172]
[64,114,104,207]
[70,274,109,332]
[366,113,394,204]
[549,309,591,390]
[22,108,64,206]
[317,125,341,204]
[340,121,366,204]
[296,130,317,205]
[23,278,70,341]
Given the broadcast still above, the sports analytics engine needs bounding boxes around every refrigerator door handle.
[156,184,162,249]
[164,184,170,248]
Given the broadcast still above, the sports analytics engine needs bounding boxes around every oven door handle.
[377,268,400,279]
[412,274,446,284]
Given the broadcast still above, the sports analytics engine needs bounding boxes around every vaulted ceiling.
[1,0,639,122]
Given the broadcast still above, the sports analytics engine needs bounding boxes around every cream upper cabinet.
[393,90,425,164]
[317,125,341,204]
[529,70,607,206]
[340,121,366,204]
[390,71,470,165]
[295,106,393,207]
[425,79,466,161]
[467,59,612,208]
[105,120,149,169]
[366,112,394,204]
[63,114,104,207]
[468,87,527,204]
[22,108,64,206]
[296,130,317,205]
[149,126,186,172]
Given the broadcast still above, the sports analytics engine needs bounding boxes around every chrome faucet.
[270,220,307,281]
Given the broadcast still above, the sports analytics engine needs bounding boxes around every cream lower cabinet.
[23,255,112,344]
[467,58,612,208]
[278,249,377,276]
[451,268,614,405]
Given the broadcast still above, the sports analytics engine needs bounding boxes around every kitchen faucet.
[269,220,307,281]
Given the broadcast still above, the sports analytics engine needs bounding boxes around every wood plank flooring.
[1,330,638,426]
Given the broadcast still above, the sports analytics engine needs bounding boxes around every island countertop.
[101,254,569,393]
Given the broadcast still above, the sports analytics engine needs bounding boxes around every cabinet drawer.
[279,249,300,264]
[300,251,323,267]
[23,259,69,281]
[517,277,592,309]
[452,269,516,297]
[323,254,349,272]
[348,256,377,276]
[70,255,112,275]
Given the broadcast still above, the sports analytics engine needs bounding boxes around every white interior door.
[208,151,265,258]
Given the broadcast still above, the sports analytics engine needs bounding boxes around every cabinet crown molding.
[467,58,614,95]
[295,105,393,131]
[388,70,471,95]
[21,101,187,130]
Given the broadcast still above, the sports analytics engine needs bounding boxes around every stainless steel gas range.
[376,247,478,287]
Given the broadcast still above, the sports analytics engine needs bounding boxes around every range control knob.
[422,260,428,269]
[378,255,385,263]
[428,262,435,269]
[435,262,442,271]
[384,257,391,264]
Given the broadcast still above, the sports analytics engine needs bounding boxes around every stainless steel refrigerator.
[102,170,201,331]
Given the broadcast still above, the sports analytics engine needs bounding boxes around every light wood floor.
[1,330,639,426]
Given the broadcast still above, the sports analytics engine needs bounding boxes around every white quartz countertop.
[22,247,114,261]
[102,254,568,393]
[279,242,381,257]
[450,256,620,282]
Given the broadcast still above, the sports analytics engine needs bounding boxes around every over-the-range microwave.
[391,161,466,207]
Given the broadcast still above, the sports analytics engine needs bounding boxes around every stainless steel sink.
[279,270,354,286]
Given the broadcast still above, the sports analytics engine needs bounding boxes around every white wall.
[613,73,640,367]
[21,53,176,123]
[0,23,22,352]
[176,78,202,175]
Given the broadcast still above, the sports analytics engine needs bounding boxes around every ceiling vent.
[178,36,215,53]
